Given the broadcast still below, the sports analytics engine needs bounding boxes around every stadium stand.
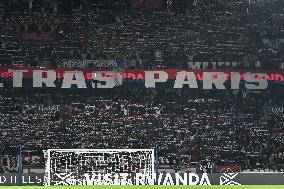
[0,0,283,69]
[0,89,283,173]
[0,0,283,174]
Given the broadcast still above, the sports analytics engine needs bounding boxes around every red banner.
[0,67,283,89]
[217,166,241,173]
[0,67,284,81]
[20,31,56,42]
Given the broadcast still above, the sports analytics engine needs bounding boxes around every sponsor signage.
[0,173,283,185]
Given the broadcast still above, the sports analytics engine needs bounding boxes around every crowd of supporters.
[0,89,283,172]
[0,0,284,174]
[0,0,284,69]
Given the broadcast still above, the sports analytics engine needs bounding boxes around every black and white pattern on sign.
[53,173,77,185]
[220,173,241,185]
[46,150,154,185]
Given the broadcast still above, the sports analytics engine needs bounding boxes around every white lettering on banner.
[145,71,168,88]
[245,73,268,89]
[187,62,239,69]
[174,72,198,88]
[231,72,241,89]
[36,105,61,113]
[188,62,202,69]
[8,69,28,87]
[0,69,271,90]
[62,60,114,68]
[203,72,227,89]
[61,71,87,88]
[33,70,56,88]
